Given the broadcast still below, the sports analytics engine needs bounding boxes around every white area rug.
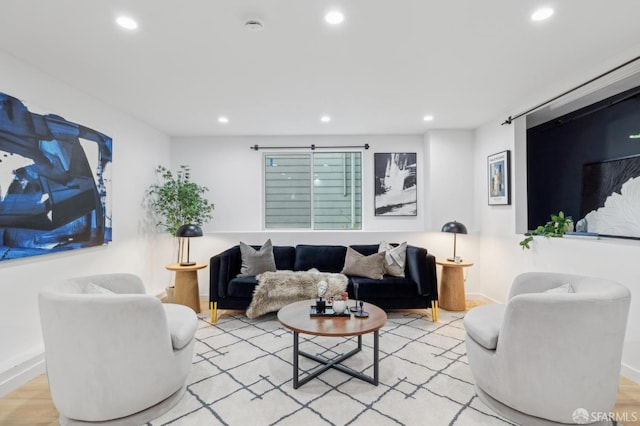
[149,310,515,425]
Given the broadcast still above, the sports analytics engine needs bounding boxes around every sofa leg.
[431,300,439,322]
[210,302,218,323]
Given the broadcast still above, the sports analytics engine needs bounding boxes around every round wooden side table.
[165,262,207,313]
[436,258,474,311]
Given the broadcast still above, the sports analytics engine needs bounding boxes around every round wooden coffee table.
[278,299,387,389]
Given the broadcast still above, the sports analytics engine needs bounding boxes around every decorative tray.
[310,305,351,317]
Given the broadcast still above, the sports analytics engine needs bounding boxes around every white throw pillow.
[85,282,114,294]
[544,283,575,293]
[378,241,407,277]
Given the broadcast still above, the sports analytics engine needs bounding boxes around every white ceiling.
[1,1,640,137]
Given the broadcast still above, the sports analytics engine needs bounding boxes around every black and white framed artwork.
[374,153,417,216]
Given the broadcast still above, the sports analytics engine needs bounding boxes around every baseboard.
[465,292,502,304]
[621,363,640,385]
[0,351,46,398]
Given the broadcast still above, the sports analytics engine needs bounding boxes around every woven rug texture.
[149,310,515,426]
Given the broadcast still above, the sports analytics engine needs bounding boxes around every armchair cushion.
[463,304,504,350]
[163,304,199,350]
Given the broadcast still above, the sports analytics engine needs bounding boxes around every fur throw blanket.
[246,269,348,319]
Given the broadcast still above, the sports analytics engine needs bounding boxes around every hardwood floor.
[617,377,640,425]
[0,374,58,426]
[1,299,638,425]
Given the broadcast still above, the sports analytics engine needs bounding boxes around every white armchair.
[464,272,631,425]
[39,273,198,425]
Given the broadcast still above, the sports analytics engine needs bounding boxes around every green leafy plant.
[146,165,214,235]
[519,211,573,249]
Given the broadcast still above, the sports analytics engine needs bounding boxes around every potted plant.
[146,165,214,236]
[519,211,573,249]
[147,165,214,298]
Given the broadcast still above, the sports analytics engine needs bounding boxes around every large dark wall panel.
[527,86,640,234]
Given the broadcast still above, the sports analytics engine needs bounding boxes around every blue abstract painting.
[0,92,112,261]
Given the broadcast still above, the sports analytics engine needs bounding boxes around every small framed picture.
[487,150,511,205]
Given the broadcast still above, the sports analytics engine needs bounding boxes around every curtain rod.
[502,54,640,125]
[250,144,369,151]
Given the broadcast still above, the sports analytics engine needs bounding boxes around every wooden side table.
[436,259,474,311]
[165,262,207,313]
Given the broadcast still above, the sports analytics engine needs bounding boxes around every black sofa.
[209,244,439,322]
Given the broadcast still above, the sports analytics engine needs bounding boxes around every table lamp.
[441,221,467,262]
[176,224,203,266]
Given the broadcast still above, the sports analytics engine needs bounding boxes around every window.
[264,152,362,229]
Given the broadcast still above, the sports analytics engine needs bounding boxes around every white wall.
[0,51,173,395]
[473,116,640,383]
[170,135,427,233]
[427,130,475,233]
[171,131,479,304]
[426,130,479,293]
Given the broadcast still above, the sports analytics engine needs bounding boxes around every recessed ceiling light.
[320,115,331,123]
[218,116,229,124]
[116,16,138,30]
[244,18,264,31]
[423,115,434,122]
[531,7,554,21]
[325,11,344,25]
